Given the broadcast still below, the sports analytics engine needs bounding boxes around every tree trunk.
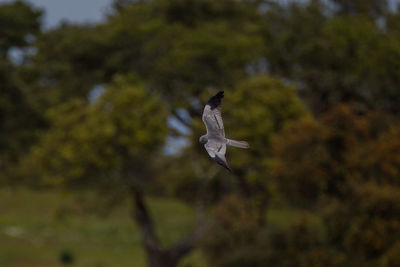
[146,250,177,267]
[130,186,206,267]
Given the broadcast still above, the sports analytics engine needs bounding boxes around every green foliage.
[270,105,393,205]
[203,195,340,267]
[28,76,167,186]
[0,1,44,181]
[0,0,42,54]
[203,104,400,267]
[323,183,400,266]
[224,75,309,167]
[28,0,264,112]
[202,195,263,267]
[23,24,109,108]
[263,1,400,114]
[165,75,309,204]
[224,75,309,206]
[0,58,43,167]
[270,105,400,265]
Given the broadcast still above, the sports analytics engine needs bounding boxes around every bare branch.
[166,164,212,264]
[172,110,192,129]
[130,187,161,253]
[167,220,210,265]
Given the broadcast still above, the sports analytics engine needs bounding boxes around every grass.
[0,188,317,267]
[0,188,208,267]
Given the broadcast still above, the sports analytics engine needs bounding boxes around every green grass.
[0,188,208,267]
[0,188,317,267]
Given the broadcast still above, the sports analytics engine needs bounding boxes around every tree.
[16,1,268,265]
[202,104,400,267]
[223,75,309,220]
[0,1,43,183]
[262,0,400,114]
[27,0,264,115]
[24,76,207,267]
[202,194,341,267]
[270,104,400,266]
[0,0,42,55]
[330,0,388,17]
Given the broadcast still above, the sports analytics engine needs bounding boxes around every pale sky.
[0,0,114,28]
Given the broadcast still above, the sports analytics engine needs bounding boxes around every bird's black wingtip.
[216,91,224,97]
[213,155,232,172]
[207,91,225,110]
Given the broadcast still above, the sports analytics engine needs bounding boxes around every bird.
[199,91,249,171]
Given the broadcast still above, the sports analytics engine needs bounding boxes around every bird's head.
[199,135,208,144]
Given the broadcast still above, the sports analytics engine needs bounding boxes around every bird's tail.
[226,139,249,149]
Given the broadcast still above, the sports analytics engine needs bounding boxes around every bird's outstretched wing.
[204,140,231,171]
[202,91,225,137]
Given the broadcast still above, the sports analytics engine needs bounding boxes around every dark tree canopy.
[0,0,42,55]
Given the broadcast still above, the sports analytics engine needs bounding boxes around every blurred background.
[1,0,400,266]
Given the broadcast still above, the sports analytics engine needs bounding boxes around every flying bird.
[199,91,249,171]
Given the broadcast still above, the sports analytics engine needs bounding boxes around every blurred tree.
[202,195,263,267]
[26,0,264,115]
[25,76,208,267]
[222,75,309,222]
[330,0,388,17]
[203,195,341,267]
[16,1,266,266]
[270,104,400,266]
[21,24,108,108]
[203,104,400,266]
[31,75,167,188]
[0,1,43,182]
[0,0,42,55]
[0,58,44,177]
[161,75,310,225]
[263,0,400,114]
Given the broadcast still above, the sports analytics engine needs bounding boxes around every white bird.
[199,91,249,171]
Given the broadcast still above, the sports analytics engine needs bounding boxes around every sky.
[0,0,114,28]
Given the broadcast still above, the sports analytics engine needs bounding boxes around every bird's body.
[200,91,249,171]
